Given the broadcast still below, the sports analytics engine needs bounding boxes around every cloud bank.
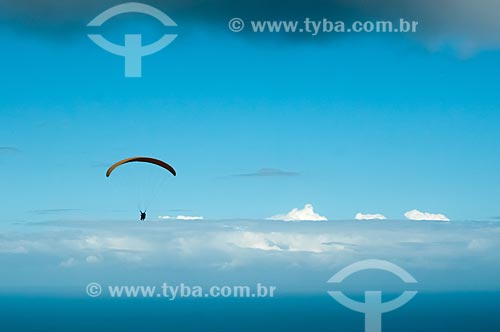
[404,209,450,222]
[355,213,387,220]
[2,217,500,292]
[267,204,327,222]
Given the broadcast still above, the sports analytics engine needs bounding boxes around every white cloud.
[230,232,283,251]
[468,239,493,251]
[404,209,450,222]
[355,213,387,220]
[158,215,204,220]
[267,204,327,222]
[86,255,102,264]
[224,231,343,253]
[63,235,152,252]
[60,257,77,268]
[0,245,28,254]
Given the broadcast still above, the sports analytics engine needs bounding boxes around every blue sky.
[1,1,500,294]
[1,18,500,221]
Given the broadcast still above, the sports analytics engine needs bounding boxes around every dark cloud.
[321,241,357,248]
[90,161,111,168]
[0,0,360,37]
[29,209,82,215]
[234,168,299,177]
[0,146,19,153]
[1,0,500,51]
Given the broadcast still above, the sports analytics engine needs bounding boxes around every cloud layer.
[267,204,327,221]
[404,209,450,222]
[2,217,500,293]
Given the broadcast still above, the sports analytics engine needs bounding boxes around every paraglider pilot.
[140,210,146,221]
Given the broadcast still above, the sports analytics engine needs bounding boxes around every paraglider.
[106,157,176,221]
[106,157,176,178]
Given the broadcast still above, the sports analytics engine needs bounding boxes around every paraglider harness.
[140,210,147,221]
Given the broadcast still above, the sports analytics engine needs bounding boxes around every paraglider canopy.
[106,157,177,178]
